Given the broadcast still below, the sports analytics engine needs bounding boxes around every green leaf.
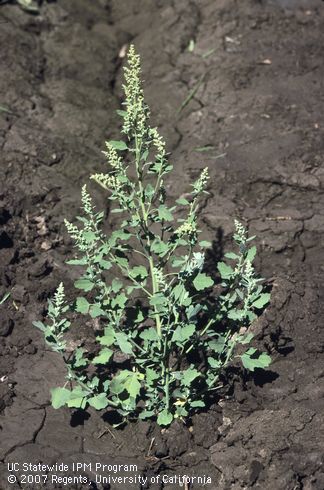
[139,409,155,420]
[66,258,87,266]
[171,256,187,268]
[193,273,214,291]
[33,321,47,332]
[141,149,149,162]
[186,303,202,320]
[111,229,132,243]
[51,387,71,409]
[17,0,39,13]
[247,311,257,322]
[110,370,142,398]
[177,238,188,246]
[75,297,90,314]
[224,252,239,260]
[252,293,271,309]
[67,398,87,409]
[88,376,100,390]
[111,293,127,309]
[208,357,221,368]
[176,197,190,205]
[191,400,205,408]
[96,258,112,270]
[175,405,188,417]
[157,410,173,426]
[98,326,115,346]
[89,304,105,318]
[227,309,245,320]
[208,336,226,353]
[123,372,142,398]
[109,140,128,151]
[193,145,215,152]
[98,335,114,346]
[103,379,110,391]
[151,240,169,257]
[246,245,257,263]
[239,333,254,345]
[88,393,109,410]
[241,349,271,371]
[172,284,190,305]
[145,367,159,385]
[47,301,56,317]
[129,265,148,280]
[92,348,113,364]
[149,161,163,174]
[157,205,173,221]
[43,327,57,343]
[115,332,133,355]
[0,105,13,114]
[110,376,126,395]
[145,184,155,199]
[172,324,195,343]
[74,279,94,292]
[150,293,167,307]
[116,109,127,118]
[134,309,144,323]
[66,387,88,409]
[139,327,159,342]
[199,241,212,248]
[73,348,87,368]
[182,368,200,387]
[115,256,129,268]
[111,279,123,293]
[217,262,233,279]
[83,231,97,243]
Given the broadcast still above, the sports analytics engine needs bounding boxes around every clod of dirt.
[0,231,13,249]
[0,206,11,225]
[192,410,221,448]
[0,314,14,337]
[153,438,169,458]
[28,258,53,278]
[249,460,264,485]
[24,344,37,355]
[0,383,14,413]
[15,336,32,350]
[11,285,28,305]
[162,420,191,458]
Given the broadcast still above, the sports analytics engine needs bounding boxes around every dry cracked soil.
[0,0,324,489]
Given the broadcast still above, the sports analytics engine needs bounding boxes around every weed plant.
[34,46,271,426]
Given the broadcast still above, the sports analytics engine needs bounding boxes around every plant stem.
[165,370,170,410]
[185,317,214,355]
[133,134,163,344]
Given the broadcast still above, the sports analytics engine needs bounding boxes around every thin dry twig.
[146,437,155,457]
[265,216,292,221]
[97,427,116,439]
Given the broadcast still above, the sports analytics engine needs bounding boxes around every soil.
[0,0,324,489]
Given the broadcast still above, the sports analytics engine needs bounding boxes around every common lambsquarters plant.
[34,46,271,426]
